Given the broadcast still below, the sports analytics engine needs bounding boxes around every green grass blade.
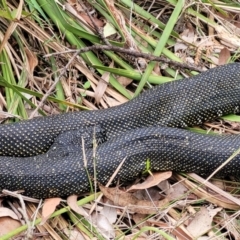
[133,0,184,97]
[94,65,174,84]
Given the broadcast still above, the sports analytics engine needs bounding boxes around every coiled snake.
[0,63,240,198]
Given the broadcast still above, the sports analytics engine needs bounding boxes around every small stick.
[45,45,203,72]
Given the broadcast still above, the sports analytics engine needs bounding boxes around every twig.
[2,190,40,203]
[17,194,33,239]
[45,45,203,72]
[31,199,43,231]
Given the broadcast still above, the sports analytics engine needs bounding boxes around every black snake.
[0,63,240,198]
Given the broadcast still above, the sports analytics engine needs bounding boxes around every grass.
[0,0,240,239]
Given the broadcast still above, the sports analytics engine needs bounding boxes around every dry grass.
[0,0,240,239]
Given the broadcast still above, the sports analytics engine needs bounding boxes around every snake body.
[1,126,240,198]
[1,63,240,198]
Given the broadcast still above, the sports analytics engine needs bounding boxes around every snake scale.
[0,63,240,198]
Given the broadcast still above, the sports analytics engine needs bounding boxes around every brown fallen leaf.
[218,47,230,65]
[127,171,172,192]
[67,195,89,217]
[117,76,132,87]
[92,212,115,239]
[133,187,162,201]
[159,179,196,202]
[175,22,196,52]
[100,200,117,224]
[0,217,21,236]
[25,47,38,76]
[186,206,222,237]
[66,1,104,29]
[0,207,19,220]
[94,62,113,104]
[100,185,169,215]
[157,179,172,195]
[40,198,61,225]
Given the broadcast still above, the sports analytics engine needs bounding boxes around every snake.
[0,63,240,198]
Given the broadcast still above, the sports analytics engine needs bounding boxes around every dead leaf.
[101,200,117,224]
[133,187,161,201]
[41,198,61,225]
[103,22,117,38]
[0,207,19,220]
[157,179,172,194]
[94,62,113,104]
[186,206,222,237]
[161,180,192,202]
[63,227,86,240]
[67,195,89,217]
[117,76,132,87]
[175,41,188,52]
[81,13,103,28]
[61,76,75,104]
[218,47,230,65]
[153,63,161,76]
[25,47,38,75]
[92,212,115,239]
[65,2,103,29]
[127,171,172,192]
[0,217,21,236]
[100,185,169,215]
[210,179,225,190]
[175,23,196,52]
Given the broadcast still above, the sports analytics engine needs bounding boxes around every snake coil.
[0,63,240,198]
